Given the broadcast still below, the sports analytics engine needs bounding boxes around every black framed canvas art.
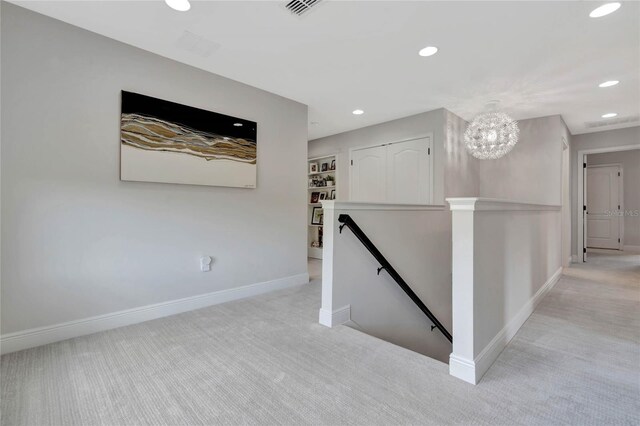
[120,91,257,188]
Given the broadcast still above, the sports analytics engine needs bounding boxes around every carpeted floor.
[1,252,638,425]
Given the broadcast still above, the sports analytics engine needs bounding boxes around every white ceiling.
[10,0,640,140]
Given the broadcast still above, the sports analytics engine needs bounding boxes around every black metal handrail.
[338,214,453,343]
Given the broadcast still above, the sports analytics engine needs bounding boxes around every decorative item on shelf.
[308,157,334,257]
[464,101,519,160]
[309,174,333,188]
[311,207,323,225]
[330,189,336,200]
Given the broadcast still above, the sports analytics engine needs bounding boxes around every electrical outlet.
[200,256,212,272]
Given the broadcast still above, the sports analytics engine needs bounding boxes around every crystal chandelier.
[464,108,519,160]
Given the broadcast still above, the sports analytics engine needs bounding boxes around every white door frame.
[576,144,639,262]
[561,137,571,267]
[348,134,434,204]
[585,163,623,250]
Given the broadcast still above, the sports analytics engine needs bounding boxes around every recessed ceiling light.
[233,123,243,127]
[352,109,364,115]
[589,2,621,18]
[165,0,191,12]
[418,46,438,57]
[601,113,618,118]
[598,80,619,88]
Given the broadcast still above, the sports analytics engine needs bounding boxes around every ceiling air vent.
[585,115,640,129]
[175,31,221,58]
[285,0,322,16]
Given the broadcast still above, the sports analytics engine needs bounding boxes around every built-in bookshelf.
[307,154,337,259]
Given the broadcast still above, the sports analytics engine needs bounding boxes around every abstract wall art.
[120,91,257,188]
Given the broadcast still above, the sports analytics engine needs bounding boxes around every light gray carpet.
[1,252,639,425]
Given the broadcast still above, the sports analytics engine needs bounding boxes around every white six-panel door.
[586,165,621,250]
[350,137,431,204]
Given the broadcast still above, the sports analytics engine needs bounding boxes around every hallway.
[1,253,638,425]
[480,249,640,423]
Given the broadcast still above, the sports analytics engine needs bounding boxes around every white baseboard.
[318,305,351,327]
[449,267,563,385]
[571,254,579,263]
[623,245,640,252]
[0,272,309,355]
[449,354,477,384]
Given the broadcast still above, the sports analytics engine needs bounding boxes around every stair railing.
[338,214,452,343]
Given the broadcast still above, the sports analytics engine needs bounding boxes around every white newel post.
[448,199,479,384]
[318,201,337,327]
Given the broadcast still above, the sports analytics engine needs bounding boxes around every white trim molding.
[449,268,562,384]
[0,273,309,355]
[318,305,351,327]
[447,197,561,212]
[321,200,445,212]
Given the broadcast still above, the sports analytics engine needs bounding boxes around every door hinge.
[583,205,586,211]
[350,160,353,166]
[618,172,621,176]
[583,163,587,168]
[428,148,431,155]
[618,238,621,243]
[618,205,621,209]
[583,248,587,253]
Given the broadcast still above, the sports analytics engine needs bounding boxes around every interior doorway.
[577,145,640,262]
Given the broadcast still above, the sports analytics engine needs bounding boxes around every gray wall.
[1,4,308,334]
[444,110,479,198]
[588,149,640,247]
[478,115,566,205]
[571,127,640,255]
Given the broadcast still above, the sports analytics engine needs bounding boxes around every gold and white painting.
[120,91,257,188]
